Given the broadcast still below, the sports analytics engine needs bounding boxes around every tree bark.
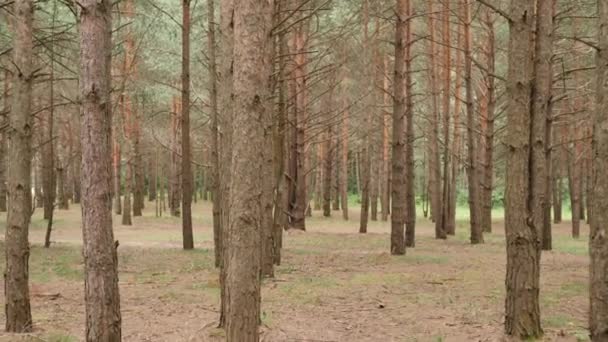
[78,0,122,337]
[590,1,608,338]
[463,0,482,245]
[391,0,408,255]
[225,1,273,340]
[480,9,496,234]
[359,0,372,234]
[504,0,542,337]
[218,0,234,327]
[208,0,222,267]
[4,0,34,331]
[404,0,416,247]
[181,0,194,250]
[440,0,453,238]
[532,0,554,252]
[0,70,8,213]
[340,99,349,220]
[427,0,444,239]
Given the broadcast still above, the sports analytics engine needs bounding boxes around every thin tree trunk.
[4,0,34,331]
[0,70,8,213]
[428,0,444,239]
[440,0,453,238]
[404,0,416,247]
[208,0,222,267]
[391,0,407,255]
[181,0,194,250]
[532,0,554,252]
[341,99,349,220]
[481,9,496,234]
[218,0,234,327]
[79,0,122,337]
[359,0,371,234]
[463,0,482,244]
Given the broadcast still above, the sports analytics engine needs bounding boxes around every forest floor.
[0,201,590,342]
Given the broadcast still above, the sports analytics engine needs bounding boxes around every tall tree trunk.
[0,70,8,213]
[359,0,371,234]
[590,1,608,338]
[4,0,34,331]
[463,0,482,244]
[440,0,453,237]
[481,9,496,234]
[112,137,121,215]
[504,0,542,337]
[322,98,333,218]
[391,0,407,255]
[226,1,272,339]
[290,10,308,231]
[181,0,194,250]
[427,0,444,239]
[340,99,349,220]
[208,0,222,267]
[78,0,122,337]
[122,93,133,226]
[272,14,288,265]
[147,151,156,201]
[170,97,182,217]
[532,0,554,252]
[404,0,416,247]
[218,0,234,327]
[380,56,390,222]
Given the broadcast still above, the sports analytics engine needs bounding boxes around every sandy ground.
[0,201,591,341]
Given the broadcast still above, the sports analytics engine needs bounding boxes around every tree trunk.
[340,100,349,220]
[225,1,272,339]
[481,9,496,234]
[440,0,453,238]
[272,15,288,266]
[359,0,371,234]
[391,0,408,255]
[218,0,234,327]
[380,56,390,222]
[404,0,416,247]
[289,13,308,231]
[504,0,542,337]
[427,0,444,239]
[532,0,554,252]
[181,0,194,250]
[78,0,122,337]
[590,1,608,338]
[322,103,333,218]
[112,138,121,215]
[170,97,182,217]
[207,0,222,268]
[463,0,482,245]
[4,0,34,331]
[0,70,9,213]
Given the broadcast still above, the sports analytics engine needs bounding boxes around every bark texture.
[225,0,273,340]
[4,0,34,331]
[78,0,122,339]
[504,0,542,337]
[390,0,407,255]
[590,0,608,339]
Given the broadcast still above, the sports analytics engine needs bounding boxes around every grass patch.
[554,237,588,256]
